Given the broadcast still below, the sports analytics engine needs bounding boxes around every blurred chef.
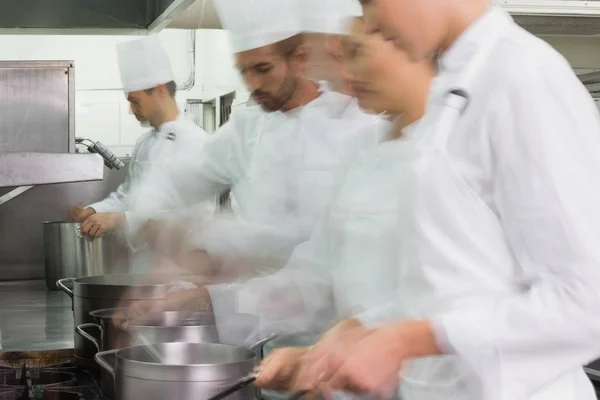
[263,1,600,399]
[123,0,384,278]
[67,36,210,272]
[300,0,362,95]
[214,16,433,399]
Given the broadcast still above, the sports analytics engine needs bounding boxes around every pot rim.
[90,308,216,327]
[70,273,191,287]
[111,343,258,381]
[115,342,257,367]
[64,274,181,301]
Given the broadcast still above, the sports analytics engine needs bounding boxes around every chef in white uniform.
[202,15,432,400]
[68,35,210,273]
[124,0,384,277]
[258,1,600,400]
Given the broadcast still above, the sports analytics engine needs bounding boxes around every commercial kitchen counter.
[0,280,73,351]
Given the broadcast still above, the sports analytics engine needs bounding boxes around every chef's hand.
[141,218,187,258]
[255,347,309,391]
[67,205,96,222]
[290,318,370,395]
[175,250,218,277]
[81,212,125,237]
[321,320,442,398]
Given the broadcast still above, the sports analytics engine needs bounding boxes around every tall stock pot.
[43,221,129,291]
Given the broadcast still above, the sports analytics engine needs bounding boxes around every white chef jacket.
[207,120,400,400]
[127,83,385,267]
[349,8,600,400]
[216,121,401,327]
[215,8,600,400]
[88,116,211,235]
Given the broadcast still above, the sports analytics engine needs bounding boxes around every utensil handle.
[132,332,164,363]
[249,332,279,352]
[207,373,258,400]
[56,278,74,299]
[95,349,118,380]
[75,323,102,352]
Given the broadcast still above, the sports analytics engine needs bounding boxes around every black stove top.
[0,362,101,400]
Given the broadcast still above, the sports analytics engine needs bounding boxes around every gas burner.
[0,385,25,400]
[42,386,101,400]
[0,368,17,385]
[0,362,101,400]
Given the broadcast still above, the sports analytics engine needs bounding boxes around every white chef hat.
[116,35,175,94]
[298,0,362,35]
[214,0,302,53]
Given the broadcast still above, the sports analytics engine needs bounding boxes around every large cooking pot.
[77,309,219,399]
[57,274,187,368]
[43,221,129,291]
[95,341,273,400]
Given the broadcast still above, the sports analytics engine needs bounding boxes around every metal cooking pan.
[95,337,276,400]
[57,273,190,367]
[77,308,219,399]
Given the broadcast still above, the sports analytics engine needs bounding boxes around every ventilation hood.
[168,0,221,29]
[0,0,196,34]
[4,0,598,35]
[166,0,600,35]
[499,0,600,35]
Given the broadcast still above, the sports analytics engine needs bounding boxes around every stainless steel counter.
[0,280,73,351]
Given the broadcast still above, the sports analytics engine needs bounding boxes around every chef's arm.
[433,72,600,399]
[87,149,138,214]
[206,221,337,338]
[183,216,306,277]
[124,123,239,239]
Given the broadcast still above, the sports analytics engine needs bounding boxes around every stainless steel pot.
[57,274,181,367]
[77,309,219,399]
[43,221,129,291]
[95,342,270,400]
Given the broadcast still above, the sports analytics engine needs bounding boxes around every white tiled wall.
[0,29,249,149]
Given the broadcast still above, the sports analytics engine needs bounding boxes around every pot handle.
[95,349,118,380]
[207,372,258,400]
[76,323,102,352]
[56,278,74,300]
[248,332,279,352]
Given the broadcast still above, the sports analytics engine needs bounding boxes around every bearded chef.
[255,0,600,399]
[67,35,210,273]
[122,0,385,277]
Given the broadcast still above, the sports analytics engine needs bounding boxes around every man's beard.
[254,76,298,112]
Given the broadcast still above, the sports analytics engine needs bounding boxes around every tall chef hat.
[117,35,175,94]
[214,0,303,53]
[297,0,362,35]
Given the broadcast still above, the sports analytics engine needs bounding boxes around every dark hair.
[274,34,305,59]
[145,80,177,97]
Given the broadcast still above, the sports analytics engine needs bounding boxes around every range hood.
[168,0,600,32]
[168,0,221,29]
[499,0,600,35]
[167,0,600,34]
[0,0,196,34]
